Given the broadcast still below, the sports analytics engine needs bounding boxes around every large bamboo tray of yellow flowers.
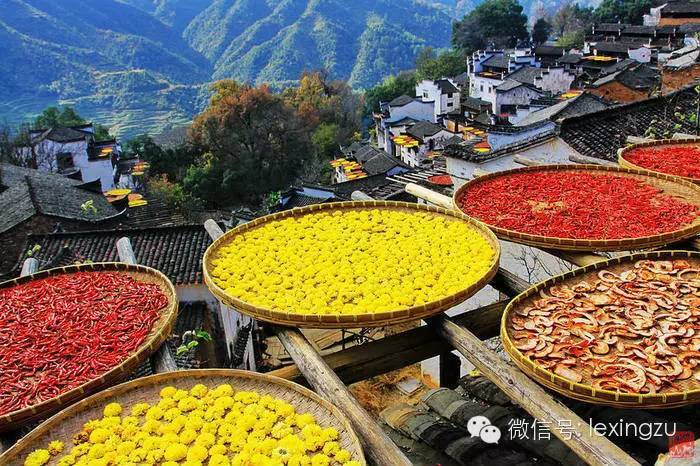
[204,201,500,328]
[3,369,366,466]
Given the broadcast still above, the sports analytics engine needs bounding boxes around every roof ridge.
[25,223,206,239]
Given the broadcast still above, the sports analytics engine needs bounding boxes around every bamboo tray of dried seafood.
[0,263,178,430]
[618,138,700,184]
[203,201,500,328]
[453,165,700,251]
[502,251,700,408]
[0,370,366,466]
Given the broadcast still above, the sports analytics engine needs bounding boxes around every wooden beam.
[433,316,640,466]
[626,136,654,144]
[203,220,411,466]
[276,329,412,466]
[116,237,178,373]
[269,301,506,384]
[543,249,606,267]
[491,267,530,296]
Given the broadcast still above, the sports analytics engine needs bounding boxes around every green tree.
[187,80,313,206]
[415,48,466,81]
[594,0,653,24]
[552,2,594,37]
[34,105,112,140]
[557,30,586,48]
[532,18,553,45]
[147,175,203,219]
[452,0,528,51]
[35,106,85,128]
[363,72,418,115]
[125,134,196,181]
[312,123,340,160]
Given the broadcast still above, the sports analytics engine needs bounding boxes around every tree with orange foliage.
[186,80,313,205]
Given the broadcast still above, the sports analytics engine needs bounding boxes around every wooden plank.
[433,315,640,466]
[203,220,411,465]
[269,301,507,384]
[491,267,530,296]
[513,155,541,166]
[116,237,178,373]
[276,328,412,466]
[626,136,654,144]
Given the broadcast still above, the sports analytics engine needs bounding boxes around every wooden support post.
[203,220,411,466]
[276,329,412,466]
[439,351,461,389]
[116,237,178,373]
[269,301,506,384]
[432,315,640,466]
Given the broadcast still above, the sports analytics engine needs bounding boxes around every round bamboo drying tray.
[501,250,700,408]
[0,369,366,466]
[618,138,700,184]
[0,263,178,431]
[454,164,700,251]
[203,200,501,328]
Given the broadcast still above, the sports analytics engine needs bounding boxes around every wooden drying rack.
[2,158,696,465]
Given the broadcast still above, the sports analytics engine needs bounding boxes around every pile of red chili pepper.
[458,171,699,239]
[0,271,168,416]
[427,174,454,186]
[625,144,700,180]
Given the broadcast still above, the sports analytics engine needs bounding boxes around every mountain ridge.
[0,0,451,137]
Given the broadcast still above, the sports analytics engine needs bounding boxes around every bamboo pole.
[203,220,411,466]
[116,237,178,373]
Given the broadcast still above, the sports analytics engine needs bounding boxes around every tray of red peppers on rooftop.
[454,164,700,251]
[501,251,700,408]
[618,138,700,184]
[0,263,178,430]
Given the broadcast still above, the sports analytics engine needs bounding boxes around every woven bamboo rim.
[203,200,501,328]
[0,263,178,430]
[618,138,700,184]
[453,164,700,251]
[501,250,700,408]
[0,369,366,466]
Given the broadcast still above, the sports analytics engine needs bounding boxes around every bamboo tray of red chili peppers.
[0,263,177,430]
[502,250,700,408]
[618,138,700,184]
[455,164,700,251]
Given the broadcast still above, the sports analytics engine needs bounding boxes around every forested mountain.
[1,0,471,137]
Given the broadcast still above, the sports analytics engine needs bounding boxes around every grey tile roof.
[463,96,490,111]
[515,93,609,126]
[435,79,460,94]
[496,79,526,92]
[481,54,510,69]
[389,95,415,107]
[506,66,544,85]
[622,25,656,36]
[534,46,564,56]
[364,151,407,175]
[663,1,700,13]
[593,41,636,53]
[388,116,419,127]
[31,127,89,143]
[594,23,627,33]
[17,225,212,285]
[592,64,659,90]
[0,164,121,234]
[407,121,444,139]
[558,53,583,64]
[559,86,700,161]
